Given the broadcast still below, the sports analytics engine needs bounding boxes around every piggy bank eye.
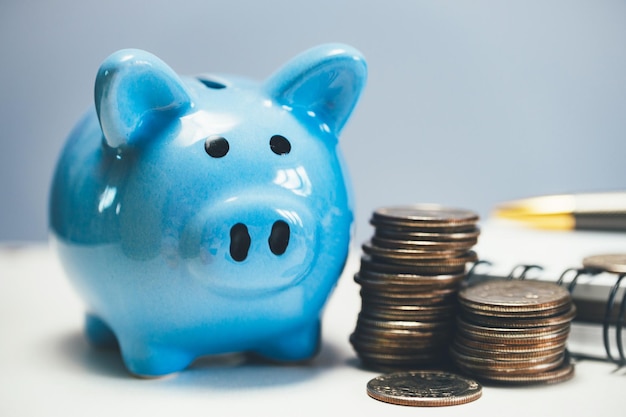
[205,136,229,158]
[270,135,291,155]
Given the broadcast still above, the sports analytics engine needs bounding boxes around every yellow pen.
[493,191,626,232]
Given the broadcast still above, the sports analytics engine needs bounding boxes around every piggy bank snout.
[229,219,290,262]
[186,197,319,293]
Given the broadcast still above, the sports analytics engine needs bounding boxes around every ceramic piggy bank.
[49,44,367,377]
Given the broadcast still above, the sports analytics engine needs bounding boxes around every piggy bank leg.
[85,314,194,377]
[255,320,321,362]
[116,336,196,378]
[85,313,118,348]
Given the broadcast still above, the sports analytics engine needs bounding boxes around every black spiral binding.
[466,261,626,367]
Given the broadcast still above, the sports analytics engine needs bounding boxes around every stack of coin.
[350,205,480,370]
[451,279,576,385]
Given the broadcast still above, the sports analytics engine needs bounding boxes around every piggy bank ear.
[265,44,367,136]
[95,49,192,148]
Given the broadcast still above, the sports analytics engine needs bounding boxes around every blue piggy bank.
[49,44,367,377]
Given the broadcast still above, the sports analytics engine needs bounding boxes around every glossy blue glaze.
[49,44,367,377]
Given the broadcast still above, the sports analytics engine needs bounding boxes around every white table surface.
[2,221,625,416]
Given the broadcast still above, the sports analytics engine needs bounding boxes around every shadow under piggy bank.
[54,330,346,389]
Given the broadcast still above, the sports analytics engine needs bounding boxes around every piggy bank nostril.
[230,223,251,262]
[269,220,290,255]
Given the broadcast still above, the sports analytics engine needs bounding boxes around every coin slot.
[197,77,227,89]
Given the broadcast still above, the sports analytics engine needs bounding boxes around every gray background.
[1,0,625,246]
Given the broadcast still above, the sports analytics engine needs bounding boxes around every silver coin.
[366,370,482,407]
[475,361,575,385]
[582,253,626,274]
[371,235,478,251]
[372,205,479,227]
[451,347,565,375]
[364,251,478,268]
[355,271,466,291]
[374,227,480,242]
[360,255,468,276]
[458,280,572,313]
[461,305,576,328]
[452,338,566,360]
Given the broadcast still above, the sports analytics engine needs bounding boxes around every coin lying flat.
[371,205,479,229]
[363,240,468,260]
[582,254,626,274]
[359,302,458,321]
[450,348,565,372]
[356,270,467,288]
[366,370,482,407]
[456,316,571,338]
[477,361,575,386]
[360,254,469,275]
[366,251,478,269]
[453,333,567,354]
[375,227,480,242]
[458,280,572,315]
[371,235,478,251]
[461,305,576,328]
[452,338,565,360]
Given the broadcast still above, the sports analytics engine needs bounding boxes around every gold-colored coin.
[366,370,482,407]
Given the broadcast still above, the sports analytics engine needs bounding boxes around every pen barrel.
[574,212,626,232]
